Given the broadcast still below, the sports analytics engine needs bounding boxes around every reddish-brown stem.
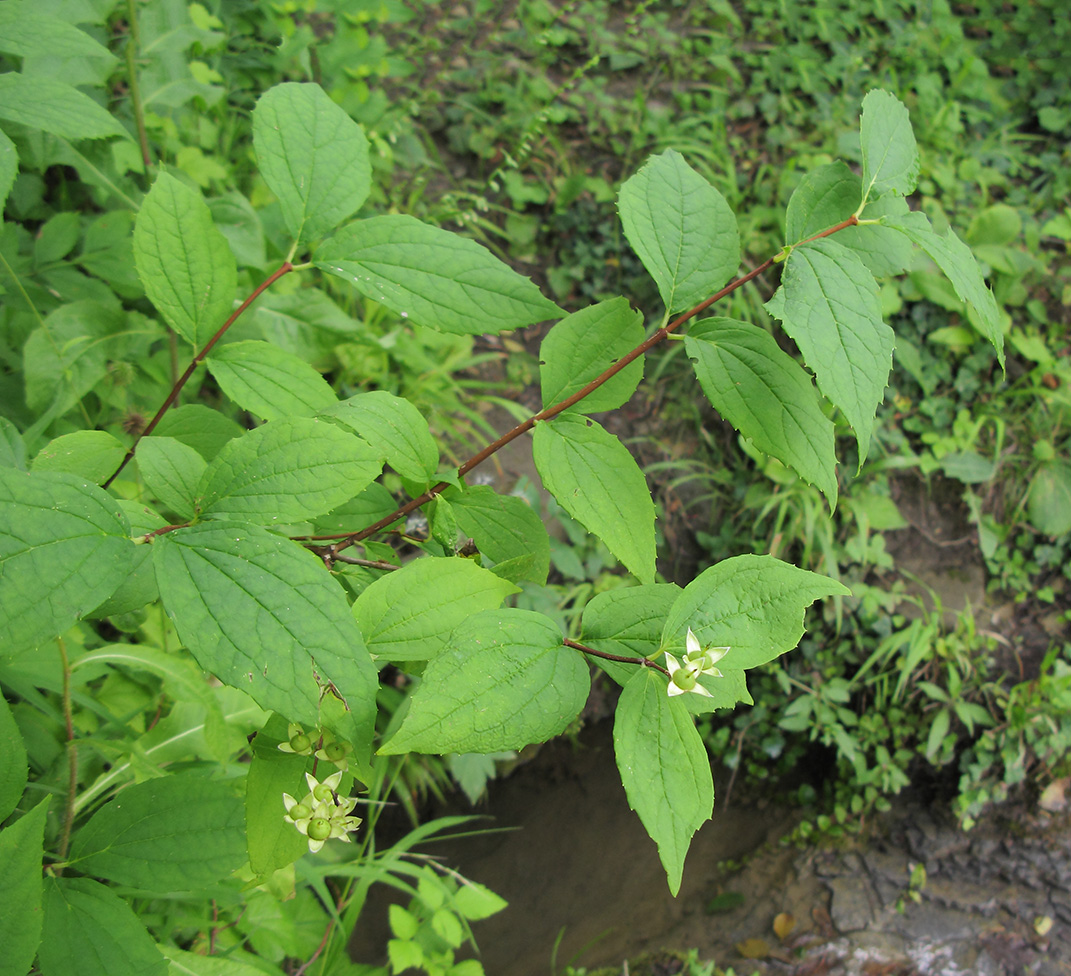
[311,214,859,558]
[102,262,294,488]
[565,638,669,677]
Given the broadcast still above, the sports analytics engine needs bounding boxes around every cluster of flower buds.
[278,723,360,853]
[282,770,362,854]
[664,627,730,698]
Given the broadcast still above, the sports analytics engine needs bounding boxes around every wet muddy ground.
[350,721,1070,975]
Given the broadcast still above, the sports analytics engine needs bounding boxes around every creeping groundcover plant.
[0,72,1004,976]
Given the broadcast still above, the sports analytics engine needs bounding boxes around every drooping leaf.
[0,468,132,657]
[246,719,308,878]
[207,340,336,421]
[154,521,378,751]
[137,437,207,521]
[69,772,244,890]
[324,391,438,483]
[618,149,739,313]
[161,946,279,976]
[685,318,837,506]
[196,417,382,524]
[0,798,50,976]
[613,669,713,896]
[133,172,237,349]
[315,214,564,335]
[0,694,27,823]
[38,877,167,976]
[886,211,1005,366]
[0,73,129,141]
[32,430,126,483]
[580,583,682,686]
[253,82,372,246]
[533,413,656,582]
[859,89,919,203]
[765,238,893,466]
[353,557,519,662]
[379,610,588,755]
[0,418,25,470]
[662,554,849,672]
[538,298,645,412]
[446,485,551,585]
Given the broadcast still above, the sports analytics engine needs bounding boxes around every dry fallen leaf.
[736,938,770,959]
[773,911,796,940]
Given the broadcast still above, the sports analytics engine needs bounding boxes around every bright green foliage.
[0,468,132,656]
[534,413,657,582]
[685,318,837,506]
[0,799,49,976]
[0,37,1013,974]
[133,173,237,349]
[38,878,168,976]
[316,214,564,335]
[619,149,740,314]
[206,341,337,422]
[614,670,714,896]
[354,557,519,662]
[252,82,372,247]
[380,610,590,754]
[765,239,894,468]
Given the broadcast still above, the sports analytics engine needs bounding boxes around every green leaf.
[0,468,132,657]
[446,485,551,585]
[613,669,712,896]
[967,204,1021,247]
[32,430,126,483]
[316,214,564,335]
[137,437,207,520]
[246,721,308,877]
[0,128,18,216]
[69,772,244,890]
[153,521,377,750]
[785,161,914,277]
[0,694,27,822]
[1027,462,1071,536]
[539,298,645,412]
[196,417,382,524]
[324,391,438,483]
[133,172,237,349]
[686,318,837,506]
[532,414,656,582]
[313,482,402,535]
[886,211,1005,366]
[765,238,893,466]
[859,89,919,202]
[38,877,167,976]
[253,82,372,246]
[0,417,26,470]
[353,557,519,662]
[86,501,166,618]
[662,554,849,671]
[379,609,588,755]
[618,149,739,313]
[161,947,283,976]
[580,583,682,686]
[0,3,116,62]
[153,404,243,461]
[0,799,50,976]
[206,341,336,421]
[23,300,125,415]
[0,73,128,140]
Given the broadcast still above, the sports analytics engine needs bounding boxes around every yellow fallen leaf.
[735,938,769,959]
[773,912,795,940]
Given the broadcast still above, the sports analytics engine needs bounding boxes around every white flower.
[664,629,731,698]
[282,770,361,853]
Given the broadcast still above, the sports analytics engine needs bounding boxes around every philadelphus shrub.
[0,60,1004,976]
